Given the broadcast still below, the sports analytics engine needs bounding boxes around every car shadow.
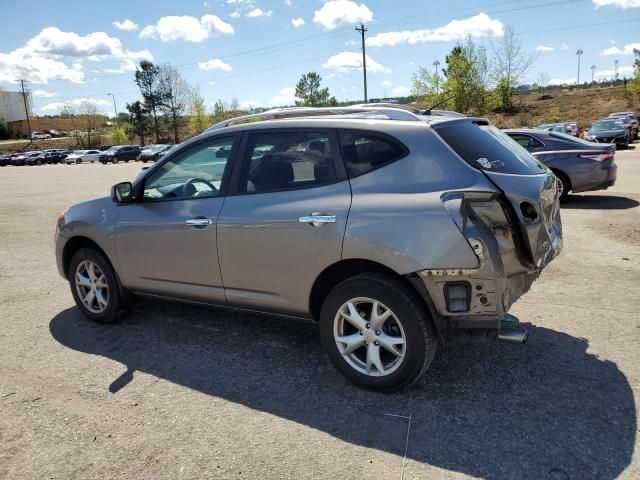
[50,302,636,479]
[562,194,639,210]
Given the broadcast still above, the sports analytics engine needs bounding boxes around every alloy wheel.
[75,260,109,314]
[333,297,406,377]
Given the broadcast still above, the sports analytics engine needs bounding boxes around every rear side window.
[434,121,546,174]
[240,131,336,193]
[338,131,407,178]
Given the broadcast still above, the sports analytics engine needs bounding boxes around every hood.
[589,129,626,137]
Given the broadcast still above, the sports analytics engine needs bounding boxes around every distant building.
[0,90,32,122]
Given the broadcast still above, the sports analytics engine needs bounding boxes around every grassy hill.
[488,85,639,129]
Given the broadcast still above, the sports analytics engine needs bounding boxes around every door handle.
[299,214,336,226]
[185,218,213,226]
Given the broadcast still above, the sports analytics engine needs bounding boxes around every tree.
[491,27,536,111]
[537,72,550,93]
[634,48,640,95]
[0,115,8,140]
[126,101,149,145]
[295,72,334,106]
[158,64,192,144]
[439,38,489,114]
[135,60,163,142]
[411,66,446,107]
[76,101,103,147]
[187,88,210,137]
[109,124,127,144]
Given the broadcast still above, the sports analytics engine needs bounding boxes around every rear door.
[434,120,562,269]
[217,128,351,316]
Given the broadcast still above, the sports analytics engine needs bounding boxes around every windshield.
[433,121,546,174]
[105,146,122,153]
[591,121,624,131]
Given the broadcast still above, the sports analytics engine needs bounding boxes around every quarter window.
[143,136,234,201]
[338,131,407,178]
[239,131,336,193]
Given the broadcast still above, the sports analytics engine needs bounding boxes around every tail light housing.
[578,153,614,163]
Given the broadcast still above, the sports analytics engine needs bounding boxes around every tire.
[553,170,570,201]
[68,247,126,323]
[319,273,436,392]
[113,158,119,164]
[35,159,42,166]
[76,159,81,164]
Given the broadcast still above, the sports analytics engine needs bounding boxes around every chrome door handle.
[185,218,213,226]
[299,214,336,226]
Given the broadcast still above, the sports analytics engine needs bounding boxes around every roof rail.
[205,106,421,132]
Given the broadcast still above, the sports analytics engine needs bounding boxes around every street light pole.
[576,49,583,85]
[433,60,440,94]
[590,65,596,83]
[107,93,118,120]
[355,23,368,103]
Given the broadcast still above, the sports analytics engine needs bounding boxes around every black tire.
[319,273,436,392]
[68,247,126,323]
[553,170,570,201]
[113,158,119,164]
[35,159,42,166]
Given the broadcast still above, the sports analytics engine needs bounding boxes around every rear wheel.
[69,248,126,323]
[319,273,436,392]
[554,170,570,201]
[113,158,119,164]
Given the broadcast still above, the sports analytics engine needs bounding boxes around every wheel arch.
[62,236,114,280]
[550,167,572,192]
[309,259,441,333]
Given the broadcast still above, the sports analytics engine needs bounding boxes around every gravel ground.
[0,149,638,480]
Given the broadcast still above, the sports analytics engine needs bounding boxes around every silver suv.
[54,107,563,392]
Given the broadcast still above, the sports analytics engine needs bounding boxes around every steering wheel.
[183,177,217,198]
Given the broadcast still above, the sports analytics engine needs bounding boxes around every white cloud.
[601,42,640,55]
[313,1,373,30]
[392,85,410,96]
[0,27,150,84]
[140,15,234,42]
[380,79,392,87]
[32,89,58,97]
[536,45,554,52]
[560,43,569,50]
[322,51,390,73]
[103,49,154,73]
[367,13,503,47]
[41,97,111,113]
[284,0,292,5]
[269,86,297,106]
[247,8,273,18]
[198,58,233,71]
[291,18,305,28]
[229,9,241,18]
[113,19,139,31]
[601,46,622,55]
[549,77,576,85]
[595,65,635,78]
[593,0,640,8]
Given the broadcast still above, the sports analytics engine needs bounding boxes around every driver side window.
[143,136,235,201]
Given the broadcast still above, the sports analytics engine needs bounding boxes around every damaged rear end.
[420,119,563,340]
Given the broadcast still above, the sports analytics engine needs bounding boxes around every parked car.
[608,112,638,140]
[585,119,631,149]
[46,129,67,138]
[31,132,51,140]
[504,129,617,199]
[137,144,173,162]
[64,150,101,164]
[535,122,575,135]
[0,154,10,167]
[55,107,563,391]
[42,149,69,164]
[24,151,51,166]
[10,151,39,166]
[99,145,141,163]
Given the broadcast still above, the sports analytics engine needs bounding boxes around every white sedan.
[64,150,101,164]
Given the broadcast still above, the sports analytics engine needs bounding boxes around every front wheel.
[319,273,436,392]
[69,248,126,323]
[554,171,570,201]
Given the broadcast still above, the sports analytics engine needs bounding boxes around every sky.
[0,0,639,117]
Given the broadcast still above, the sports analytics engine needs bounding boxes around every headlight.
[56,208,68,230]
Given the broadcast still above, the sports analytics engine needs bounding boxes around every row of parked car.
[535,111,639,149]
[0,144,173,167]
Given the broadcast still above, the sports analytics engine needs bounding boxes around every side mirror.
[111,181,133,203]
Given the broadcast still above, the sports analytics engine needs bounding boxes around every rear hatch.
[433,119,563,269]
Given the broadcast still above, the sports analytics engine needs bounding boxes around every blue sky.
[1,0,638,116]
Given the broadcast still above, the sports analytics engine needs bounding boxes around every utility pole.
[576,49,583,85]
[355,23,368,103]
[433,60,440,94]
[20,79,32,139]
[614,59,619,81]
[108,93,118,119]
[590,65,596,83]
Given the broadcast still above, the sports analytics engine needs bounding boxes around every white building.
[0,90,32,122]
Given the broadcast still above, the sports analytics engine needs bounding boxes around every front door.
[115,135,237,304]
[218,129,351,316]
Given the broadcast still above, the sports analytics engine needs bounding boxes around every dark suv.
[99,145,141,164]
